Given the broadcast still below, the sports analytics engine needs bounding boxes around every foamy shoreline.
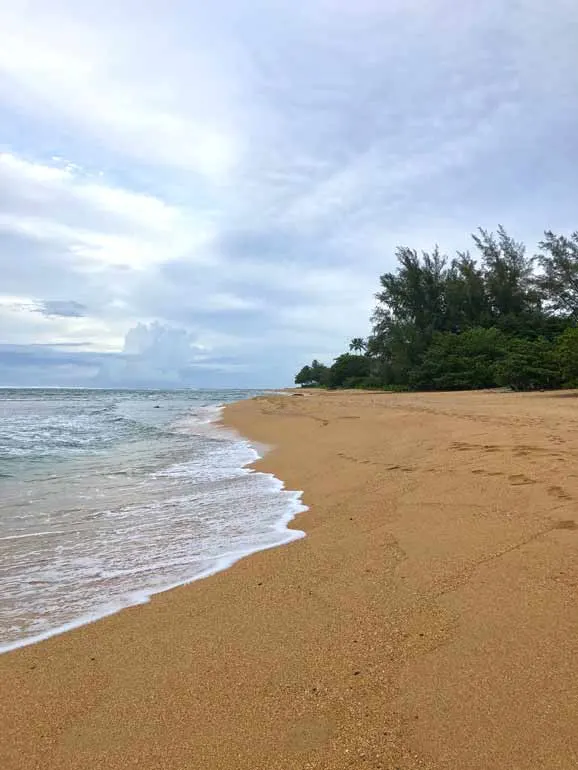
[0,395,306,654]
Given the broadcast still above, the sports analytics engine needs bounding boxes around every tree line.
[295,227,578,391]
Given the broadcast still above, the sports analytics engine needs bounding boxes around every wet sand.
[1,389,578,769]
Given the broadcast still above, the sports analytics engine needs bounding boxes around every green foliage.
[294,359,329,387]
[411,328,507,391]
[349,337,367,354]
[495,337,561,391]
[473,226,540,319]
[295,226,578,393]
[536,231,578,318]
[310,359,330,386]
[555,327,578,385]
[445,252,491,331]
[294,365,313,387]
[375,246,449,337]
[328,353,371,388]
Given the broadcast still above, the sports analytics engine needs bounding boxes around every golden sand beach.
[1,390,578,769]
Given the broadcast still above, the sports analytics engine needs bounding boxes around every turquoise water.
[0,389,305,652]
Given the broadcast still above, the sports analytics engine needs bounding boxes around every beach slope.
[1,390,578,769]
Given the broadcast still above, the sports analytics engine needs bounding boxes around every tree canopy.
[294,359,329,388]
[295,226,578,392]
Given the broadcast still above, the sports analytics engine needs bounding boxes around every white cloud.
[123,322,203,358]
[0,152,213,269]
[0,295,127,351]
[0,0,577,385]
[203,293,261,311]
[0,3,245,182]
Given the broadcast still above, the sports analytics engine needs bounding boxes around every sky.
[0,0,577,388]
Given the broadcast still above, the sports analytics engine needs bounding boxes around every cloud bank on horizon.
[1,0,577,387]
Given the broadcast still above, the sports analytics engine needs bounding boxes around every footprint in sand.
[508,474,536,486]
[551,519,577,530]
[548,485,572,501]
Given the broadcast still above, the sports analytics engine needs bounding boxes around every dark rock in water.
[153,405,161,408]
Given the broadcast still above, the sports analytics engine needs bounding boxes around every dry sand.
[1,389,578,769]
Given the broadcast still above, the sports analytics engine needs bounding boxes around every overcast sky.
[0,0,577,387]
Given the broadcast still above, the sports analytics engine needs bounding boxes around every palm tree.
[349,337,366,354]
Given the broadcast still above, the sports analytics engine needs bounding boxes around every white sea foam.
[0,392,306,654]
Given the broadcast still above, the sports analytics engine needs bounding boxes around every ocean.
[0,388,305,653]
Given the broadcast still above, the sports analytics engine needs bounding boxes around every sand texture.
[1,389,578,769]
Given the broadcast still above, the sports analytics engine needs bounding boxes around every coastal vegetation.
[295,227,578,391]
